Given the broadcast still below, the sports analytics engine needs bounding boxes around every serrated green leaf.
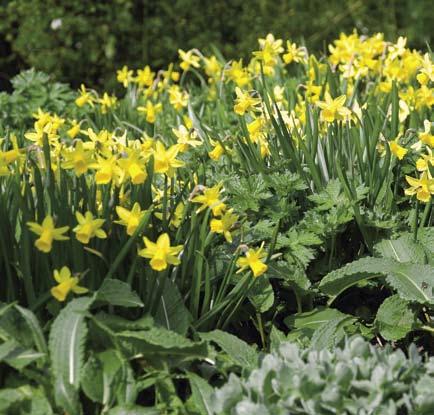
[0,339,44,369]
[107,406,159,415]
[375,295,415,341]
[54,379,81,415]
[284,307,347,331]
[14,304,47,356]
[385,263,434,303]
[97,279,144,308]
[319,257,434,304]
[375,234,426,264]
[93,312,153,332]
[188,372,213,415]
[49,297,93,414]
[118,327,208,362]
[155,277,191,335]
[81,348,131,407]
[0,385,53,414]
[311,315,356,349]
[267,262,311,292]
[248,276,274,313]
[81,354,104,403]
[269,326,287,351]
[199,330,258,369]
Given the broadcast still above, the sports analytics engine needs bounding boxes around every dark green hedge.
[0,0,432,89]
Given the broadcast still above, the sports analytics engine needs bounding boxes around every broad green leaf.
[82,349,131,406]
[375,234,426,264]
[248,276,274,313]
[0,304,35,348]
[97,279,144,308]
[418,228,434,265]
[385,264,434,304]
[418,228,434,255]
[199,330,258,369]
[265,262,311,295]
[375,295,415,341]
[155,277,191,335]
[54,380,81,415]
[311,315,356,349]
[49,297,93,413]
[94,311,153,332]
[269,326,287,351]
[117,327,208,362]
[284,307,347,331]
[0,386,53,414]
[81,354,104,403]
[108,407,159,415]
[0,339,44,369]
[188,372,213,415]
[319,257,434,304]
[14,304,48,355]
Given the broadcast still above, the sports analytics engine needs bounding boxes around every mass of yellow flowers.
[0,31,431,302]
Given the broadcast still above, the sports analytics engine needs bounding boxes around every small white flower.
[50,18,62,30]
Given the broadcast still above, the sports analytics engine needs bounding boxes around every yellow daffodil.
[137,101,163,124]
[117,65,134,88]
[172,125,202,152]
[210,209,238,243]
[94,156,122,185]
[115,202,147,236]
[98,92,117,114]
[203,55,222,79]
[168,85,189,111]
[236,242,268,278]
[233,87,261,115]
[225,60,250,87]
[416,148,434,172]
[389,138,408,160]
[208,141,225,161]
[117,150,148,185]
[73,211,107,244]
[67,119,81,139]
[405,171,434,203]
[135,66,155,87]
[138,233,183,271]
[316,93,352,123]
[178,49,201,71]
[61,140,95,176]
[75,84,95,107]
[51,266,88,302]
[27,215,69,253]
[416,53,434,86]
[153,141,184,177]
[419,120,434,147]
[283,41,306,64]
[191,184,226,216]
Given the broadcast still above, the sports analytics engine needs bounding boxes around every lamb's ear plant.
[209,336,434,415]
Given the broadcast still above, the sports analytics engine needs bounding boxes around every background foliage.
[1,0,433,89]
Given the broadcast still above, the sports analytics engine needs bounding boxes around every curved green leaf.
[49,297,94,413]
[97,279,144,308]
[319,257,434,304]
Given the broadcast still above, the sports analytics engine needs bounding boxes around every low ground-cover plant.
[0,31,432,413]
[210,336,434,415]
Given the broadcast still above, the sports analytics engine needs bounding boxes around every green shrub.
[0,0,432,88]
[211,336,434,414]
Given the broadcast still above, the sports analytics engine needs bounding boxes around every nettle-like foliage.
[210,336,434,415]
